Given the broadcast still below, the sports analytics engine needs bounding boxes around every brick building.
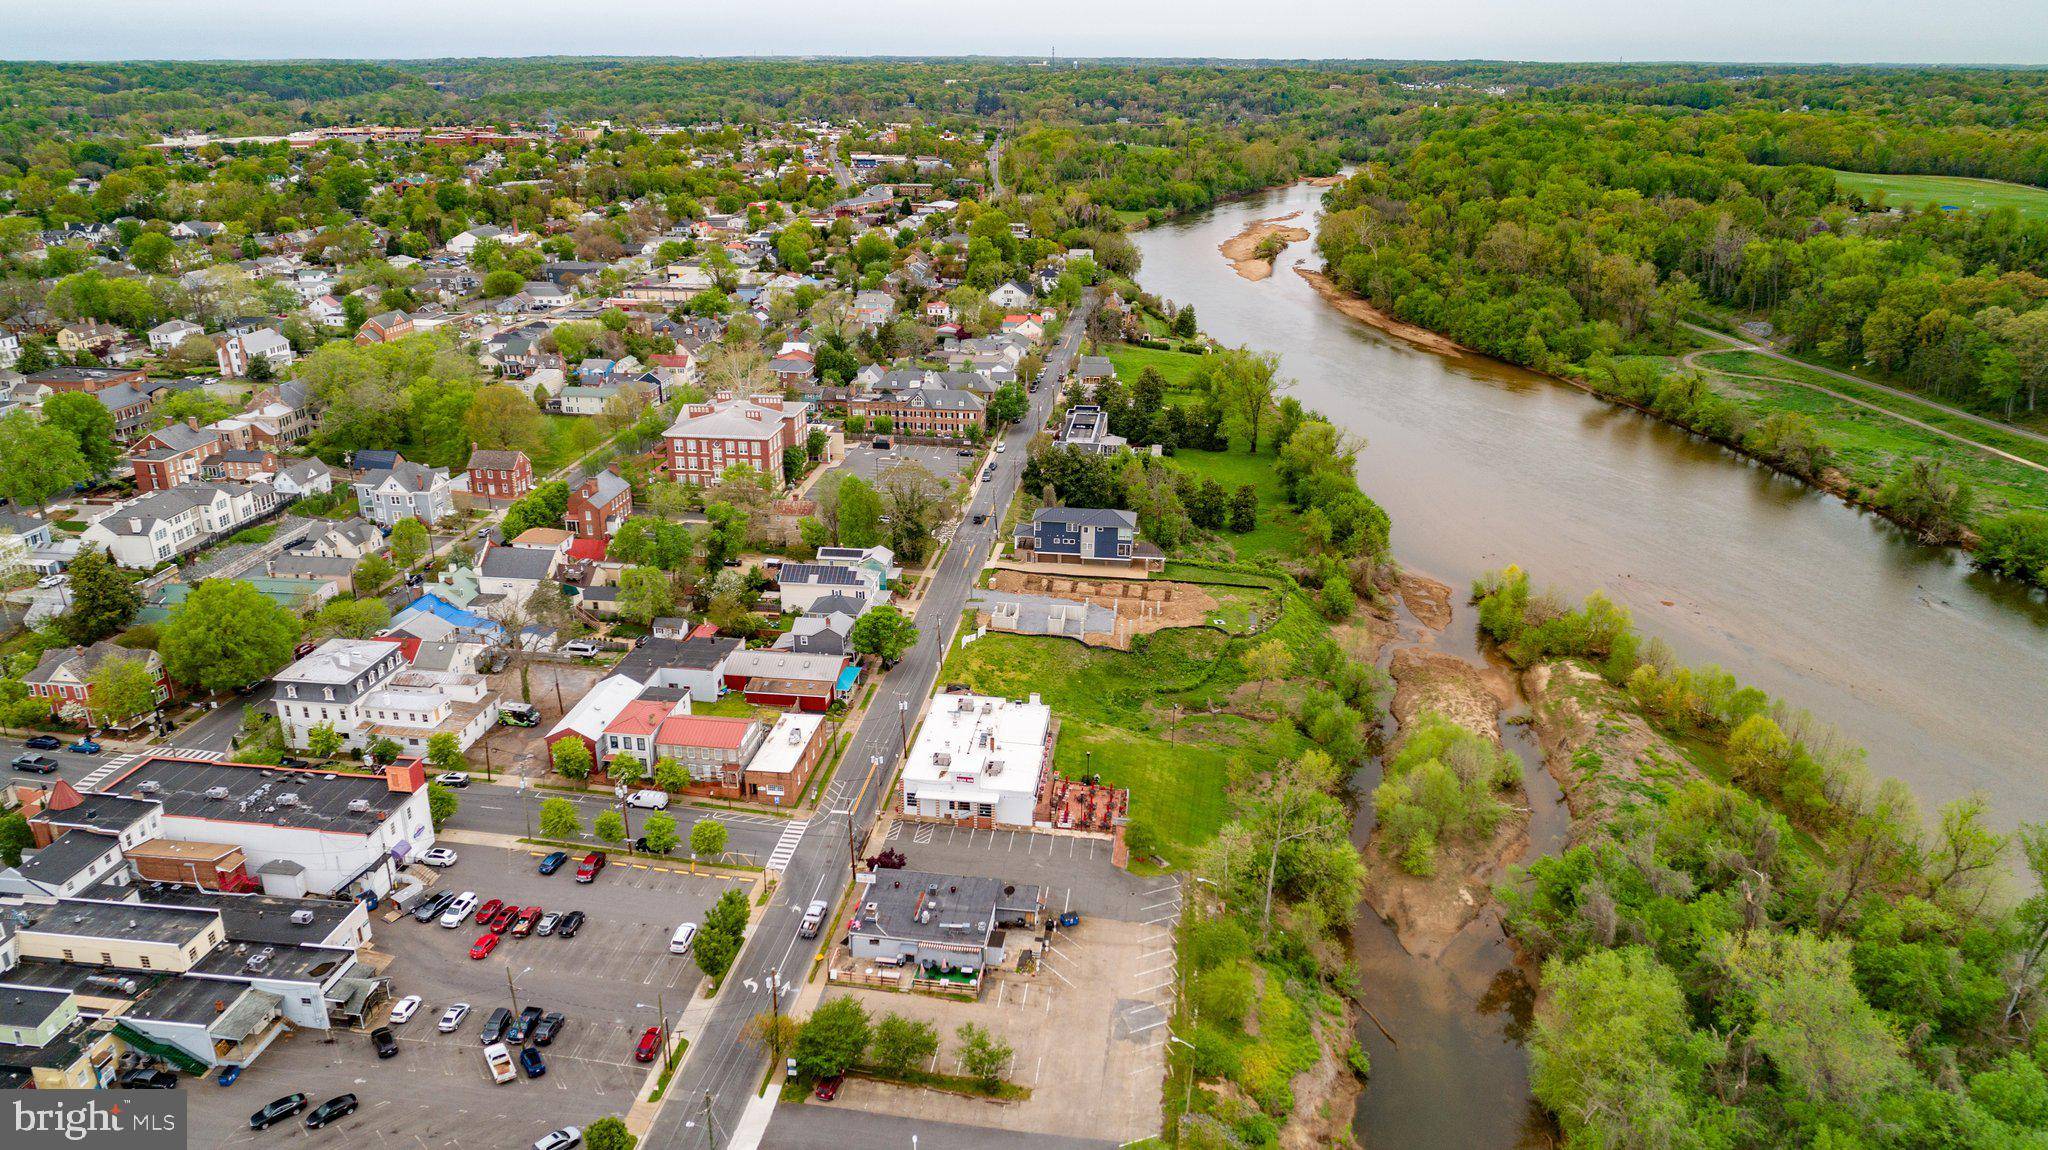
[660,394,808,487]
[464,447,534,503]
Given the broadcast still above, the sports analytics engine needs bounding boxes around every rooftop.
[100,756,411,835]
[749,713,824,776]
[0,986,73,1032]
[13,832,120,888]
[22,898,222,947]
[900,692,1052,800]
[275,638,405,685]
[852,869,1043,949]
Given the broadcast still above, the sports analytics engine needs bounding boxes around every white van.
[669,922,698,954]
[440,891,478,928]
[625,789,670,810]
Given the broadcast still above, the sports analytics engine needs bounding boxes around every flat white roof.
[748,713,825,776]
[899,693,1049,800]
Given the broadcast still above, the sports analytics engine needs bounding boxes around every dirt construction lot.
[986,571,1220,648]
[185,843,728,1148]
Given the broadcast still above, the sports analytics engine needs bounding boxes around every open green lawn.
[1106,343,1209,389]
[1830,170,2048,222]
[1165,448,1301,563]
[530,414,613,474]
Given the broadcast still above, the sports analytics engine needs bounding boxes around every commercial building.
[897,692,1055,829]
[845,869,1043,977]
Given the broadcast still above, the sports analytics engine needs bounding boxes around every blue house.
[1014,507,1163,572]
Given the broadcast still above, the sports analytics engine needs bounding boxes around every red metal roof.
[567,536,608,561]
[655,714,758,750]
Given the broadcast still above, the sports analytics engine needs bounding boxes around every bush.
[1190,960,1256,1029]
[867,1014,940,1075]
[1185,918,1253,973]
[795,997,870,1079]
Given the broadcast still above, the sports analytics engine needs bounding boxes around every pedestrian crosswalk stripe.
[765,820,809,871]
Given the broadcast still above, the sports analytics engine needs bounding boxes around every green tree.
[502,481,570,539]
[0,812,34,868]
[306,721,345,760]
[867,1014,939,1075]
[85,655,160,728]
[482,268,524,297]
[1530,947,1721,1149]
[795,997,871,1079]
[389,518,429,568]
[538,797,582,840]
[594,810,626,844]
[653,756,688,793]
[0,412,89,508]
[158,578,301,692]
[352,554,396,594]
[848,606,918,664]
[690,817,728,859]
[581,1116,637,1150]
[987,382,1028,425]
[695,887,750,979]
[641,812,680,855]
[128,231,176,272]
[953,1023,1013,1090]
[835,474,885,548]
[42,391,120,477]
[426,781,458,830]
[308,597,390,641]
[616,566,676,625]
[58,547,139,645]
[551,738,593,780]
[426,731,466,775]
[366,736,404,765]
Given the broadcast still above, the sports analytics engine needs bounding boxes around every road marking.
[765,819,809,872]
[74,752,139,791]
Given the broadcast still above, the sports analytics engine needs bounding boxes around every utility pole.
[897,699,909,753]
[701,1091,718,1150]
[658,989,672,1075]
[506,968,519,1019]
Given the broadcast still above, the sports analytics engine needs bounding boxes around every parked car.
[470,932,501,960]
[439,891,478,927]
[371,1026,398,1058]
[474,897,504,925]
[480,1007,511,1045]
[438,1002,470,1033]
[487,904,519,933]
[520,1046,547,1078]
[304,1093,357,1129]
[483,1042,516,1084]
[634,1026,664,1062]
[971,513,987,525]
[561,639,602,658]
[11,753,58,774]
[250,1093,307,1129]
[556,910,586,938]
[419,847,459,868]
[669,922,697,954]
[277,757,310,769]
[537,851,569,875]
[436,772,470,788]
[533,1011,565,1046]
[624,789,669,810]
[574,852,606,883]
[534,1128,583,1150]
[814,1074,843,1101]
[535,911,562,936]
[632,835,670,855]
[994,442,1007,454]
[22,734,60,750]
[510,906,541,937]
[217,1064,242,1087]
[414,890,459,923]
[505,1005,543,1044]
[116,1068,178,1089]
[872,437,892,449]
[389,995,422,1025]
[67,738,100,755]
[799,899,828,939]
[499,702,540,727]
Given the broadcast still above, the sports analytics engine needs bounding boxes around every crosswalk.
[75,747,225,793]
[764,819,808,872]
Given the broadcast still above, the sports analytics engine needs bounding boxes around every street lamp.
[506,965,532,1018]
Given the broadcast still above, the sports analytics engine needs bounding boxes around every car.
[371,1026,398,1058]
[534,1128,583,1150]
[487,904,518,933]
[561,639,602,658]
[669,921,697,954]
[532,1011,566,1046]
[304,1093,357,1129]
[36,573,65,590]
[116,1068,179,1089]
[480,1007,511,1045]
[436,772,470,788]
[439,891,478,927]
[624,788,669,810]
[537,850,569,875]
[470,932,500,960]
[250,1093,307,1129]
[474,897,505,925]
[556,910,586,938]
[484,1042,517,1084]
[217,1064,242,1087]
[634,1026,665,1062]
[814,1074,843,1101]
[505,1005,543,1044]
[872,436,892,449]
[389,995,422,1025]
[277,756,310,769]
[511,906,541,937]
[418,847,459,868]
[535,911,562,936]
[413,890,458,923]
[574,852,606,883]
[66,738,100,755]
[956,447,977,457]
[406,572,425,587]
[22,735,60,750]
[971,513,987,525]
[10,753,57,774]
[499,703,540,727]
[799,899,828,939]
[994,442,1007,453]
[520,1046,547,1078]
[438,1002,470,1033]
[632,834,670,855]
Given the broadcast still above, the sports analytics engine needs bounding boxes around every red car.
[634,1026,664,1063]
[813,1075,842,1101]
[473,898,504,925]
[575,852,607,883]
[510,907,541,937]
[487,905,519,934]
[469,932,500,960]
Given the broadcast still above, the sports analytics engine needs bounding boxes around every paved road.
[445,780,790,861]
[648,294,1093,1150]
[761,1105,1116,1150]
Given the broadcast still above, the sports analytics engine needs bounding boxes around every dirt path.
[1295,267,1470,357]
[1220,212,1312,281]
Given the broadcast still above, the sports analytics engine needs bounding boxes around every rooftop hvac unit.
[204,787,230,800]
[787,726,803,744]
[289,909,315,926]
[986,761,1003,777]
[346,799,372,814]
[136,781,160,794]
[83,974,138,996]
[275,793,299,807]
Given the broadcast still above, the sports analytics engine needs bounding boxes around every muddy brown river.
[1133,181,2048,1147]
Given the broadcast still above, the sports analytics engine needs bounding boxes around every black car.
[555,910,585,938]
[22,734,60,749]
[537,850,569,875]
[278,757,311,769]
[505,1005,544,1044]
[480,1006,512,1045]
[370,1026,398,1059]
[532,1011,566,1046]
[250,1093,308,1129]
[115,1068,179,1089]
[413,890,458,923]
[632,835,670,855]
[305,1094,358,1130]
[10,753,58,774]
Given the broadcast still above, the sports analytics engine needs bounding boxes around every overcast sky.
[8,0,2047,65]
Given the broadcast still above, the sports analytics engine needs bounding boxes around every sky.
[6,0,2048,65]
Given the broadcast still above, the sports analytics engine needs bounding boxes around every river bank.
[1295,267,1470,358]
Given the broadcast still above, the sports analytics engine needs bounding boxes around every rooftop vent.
[203,787,230,801]
[275,793,300,807]
[346,799,372,814]
[289,909,315,926]
[136,781,161,794]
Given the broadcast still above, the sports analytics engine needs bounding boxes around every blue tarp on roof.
[401,594,505,639]
[835,664,862,693]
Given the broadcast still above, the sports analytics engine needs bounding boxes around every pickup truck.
[483,1042,517,1085]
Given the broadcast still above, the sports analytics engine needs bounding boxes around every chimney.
[385,759,426,794]
[186,417,199,430]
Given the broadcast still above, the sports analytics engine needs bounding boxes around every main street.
[443,777,790,862]
[647,294,1093,1149]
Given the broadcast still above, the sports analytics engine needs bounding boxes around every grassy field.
[530,413,613,474]
[1165,448,1301,563]
[1830,169,2048,222]
[1105,343,1209,389]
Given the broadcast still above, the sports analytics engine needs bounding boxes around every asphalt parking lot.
[186,844,739,1148]
[878,822,1177,925]
[817,441,981,490]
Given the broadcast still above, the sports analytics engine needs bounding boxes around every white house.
[81,481,280,568]
[989,282,1033,310]
[352,460,453,527]
[272,638,498,756]
[897,691,1054,829]
[147,319,203,353]
[215,328,295,378]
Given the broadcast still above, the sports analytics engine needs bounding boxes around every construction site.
[970,570,1224,649]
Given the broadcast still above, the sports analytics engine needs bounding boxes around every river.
[1132,180,2048,1147]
